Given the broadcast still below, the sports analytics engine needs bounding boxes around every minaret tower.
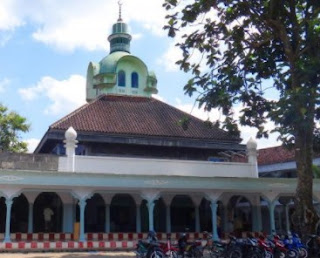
[86,1,158,102]
[108,1,132,53]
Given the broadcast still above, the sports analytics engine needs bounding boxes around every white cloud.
[19,75,86,116]
[0,78,10,93]
[0,0,166,51]
[25,138,40,153]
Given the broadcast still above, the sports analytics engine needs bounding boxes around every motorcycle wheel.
[286,249,298,258]
[228,248,242,258]
[209,249,224,258]
[149,250,165,258]
[298,248,307,258]
[264,251,273,258]
[167,251,178,258]
[247,250,260,258]
[275,251,286,258]
[192,247,203,258]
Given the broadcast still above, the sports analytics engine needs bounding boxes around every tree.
[164,0,320,235]
[0,104,30,153]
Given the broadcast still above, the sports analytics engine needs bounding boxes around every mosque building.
[0,4,319,251]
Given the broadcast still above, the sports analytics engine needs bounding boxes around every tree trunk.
[292,127,319,237]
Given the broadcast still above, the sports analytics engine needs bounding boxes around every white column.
[132,195,143,233]
[205,191,223,241]
[269,201,276,234]
[79,199,87,242]
[28,203,34,233]
[162,195,174,233]
[102,194,113,234]
[141,190,160,232]
[4,198,13,243]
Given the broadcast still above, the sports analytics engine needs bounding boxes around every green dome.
[98,51,130,74]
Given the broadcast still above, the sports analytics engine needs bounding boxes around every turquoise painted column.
[4,198,13,243]
[136,204,141,233]
[252,205,262,232]
[285,204,290,232]
[28,203,33,233]
[269,201,276,234]
[147,200,155,231]
[195,205,200,232]
[79,199,87,242]
[210,201,219,241]
[63,203,73,233]
[105,204,110,233]
[166,205,171,233]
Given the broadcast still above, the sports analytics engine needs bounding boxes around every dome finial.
[118,0,123,22]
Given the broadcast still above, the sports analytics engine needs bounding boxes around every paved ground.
[0,251,136,257]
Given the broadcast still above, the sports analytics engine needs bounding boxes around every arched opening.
[199,198,211,232]
[118,70,126,87]
[110,194,136,232]
[227,195,252,236]
[33,192,63,233]
[171,195,194,232]
[11,194,28,233]
[154,198,166,232]
[131,72,139,88]
[85,194,105,233]
[0,197,6,233]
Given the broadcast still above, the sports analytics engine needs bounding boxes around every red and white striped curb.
[0,232,206,242]
[0,241,136,250]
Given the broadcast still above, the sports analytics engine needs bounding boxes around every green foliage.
[313,164,320,178]
[164,0,320,234]
[0,104,30,153]
[163,0,320,142]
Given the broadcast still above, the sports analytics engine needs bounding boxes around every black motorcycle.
[136,231,165,258]
[177,233,203,258]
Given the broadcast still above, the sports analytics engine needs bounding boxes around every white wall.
[59,155,257,178]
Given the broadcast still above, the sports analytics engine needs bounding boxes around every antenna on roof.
[118,0,123,22]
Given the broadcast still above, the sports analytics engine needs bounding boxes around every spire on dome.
[118,0,123,22]
[108,0,132,53]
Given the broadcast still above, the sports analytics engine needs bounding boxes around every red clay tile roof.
[258,146,295,165]
[50,94,240,142]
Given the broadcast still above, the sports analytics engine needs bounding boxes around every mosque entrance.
[110,194,136,232]
[171,195,195,232]
[11,194,28,233]
[85,194,105,232]
[33,192,63,233]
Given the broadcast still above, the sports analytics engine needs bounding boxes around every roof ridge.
[151,97,239,142]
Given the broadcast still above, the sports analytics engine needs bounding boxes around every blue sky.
[0,0,280,152]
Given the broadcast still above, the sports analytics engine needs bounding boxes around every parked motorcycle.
[306,234,320,257]
[177,233,203,258]
[136,231,165,258]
